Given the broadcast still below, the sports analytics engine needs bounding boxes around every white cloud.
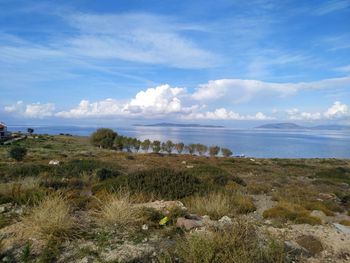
[5,101,55,118]
[56,84,193,118]
[287,101,349,121]
[181,108,274,121]
[66,13,219,69]
[55,99,124,118]
[193,77,350,103]
[324,101,348,119]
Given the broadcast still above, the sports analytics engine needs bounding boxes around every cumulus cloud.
[287,101,349,121]
[56,84,192,119]
[4,101,55,118]
[193,77,350,103]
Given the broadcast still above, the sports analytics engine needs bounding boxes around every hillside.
[0,134,349,262]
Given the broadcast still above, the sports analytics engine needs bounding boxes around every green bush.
[95,168,119,181]
[52,159,119,178]
[6,164,51,178]
[8,146,27,161]
[94,168,203,199]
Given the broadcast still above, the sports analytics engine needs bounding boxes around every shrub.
[6,163,51,178]
[0,177,46,205]
[94,168,203,199]
[21,195,75,242]
[263,202,322,225]
[8,146,27,161]
[95,168,119,181]
[170,221,286,263]
[175,142,185,154]
[52,159,119,178]
[90,128,117,149]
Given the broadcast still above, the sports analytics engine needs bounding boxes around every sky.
[0,0,350,127]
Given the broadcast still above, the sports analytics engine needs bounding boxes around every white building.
[0,122,10,139]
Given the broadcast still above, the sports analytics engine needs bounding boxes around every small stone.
[181,161,186,165]
[49,160,60,165]
[186,165,194,169]
[218,216,232,226]
[142,224,149,231]
[310,210,327,224]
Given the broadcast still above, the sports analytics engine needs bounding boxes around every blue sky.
[0,0,349,127]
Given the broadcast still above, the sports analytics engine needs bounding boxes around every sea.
[7,125,350,159]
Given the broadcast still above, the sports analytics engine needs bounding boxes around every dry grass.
[263,202,322,225]
[185,192,235,219]
[339,220,350,226]
[185,191,255,219]
[161,220,286,263]
[21,194,75,243]
[92,192,144,229]
[0,177,45,205]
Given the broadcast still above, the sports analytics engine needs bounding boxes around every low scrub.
[94,168,203,199]
[159,221,286,263]
[263,202,322,225]
[0,177,46,205]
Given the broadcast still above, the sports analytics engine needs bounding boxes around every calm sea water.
[8,125,350,159]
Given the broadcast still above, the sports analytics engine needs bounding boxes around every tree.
[91,128,117,149]
[27,128,34,135]
[141,139,151,152]
[196,144,208,156]
[186,144,197,155]
[175,142,185,154]
[209,146,220,157]
[221,148,233,157]
[114,135,124,151]
[152,140,161,153]
[164,140,174,154]
[9,146,27,161]
[132,139,141,152]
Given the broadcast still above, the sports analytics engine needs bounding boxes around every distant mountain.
[256,123,350,130]
[133,123,224,128]
[256,123,305,129]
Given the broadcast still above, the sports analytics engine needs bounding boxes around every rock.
[78,256,94,263]
[142,224,149,231]
[186,165,194,169]
[176,217,203,230]
[0,203,12,213]
[310,210,328,224]
[218,216,232,227]
[181,161,187,165]
[333,223,350,235]
[295,235,324,256]
[135,200,186,214]
[284,240,312,258]
[49,160,60,165]
[318,193,337,201]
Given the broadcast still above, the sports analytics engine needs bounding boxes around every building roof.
[0,122,7,128]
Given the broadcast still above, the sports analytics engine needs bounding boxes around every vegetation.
[90,128,117,148]
[8,145,27,161]
[0,130,349,262]
[160,221,286,263]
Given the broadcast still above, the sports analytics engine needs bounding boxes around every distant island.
[256,122,350,130]
[133,123,224,128]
